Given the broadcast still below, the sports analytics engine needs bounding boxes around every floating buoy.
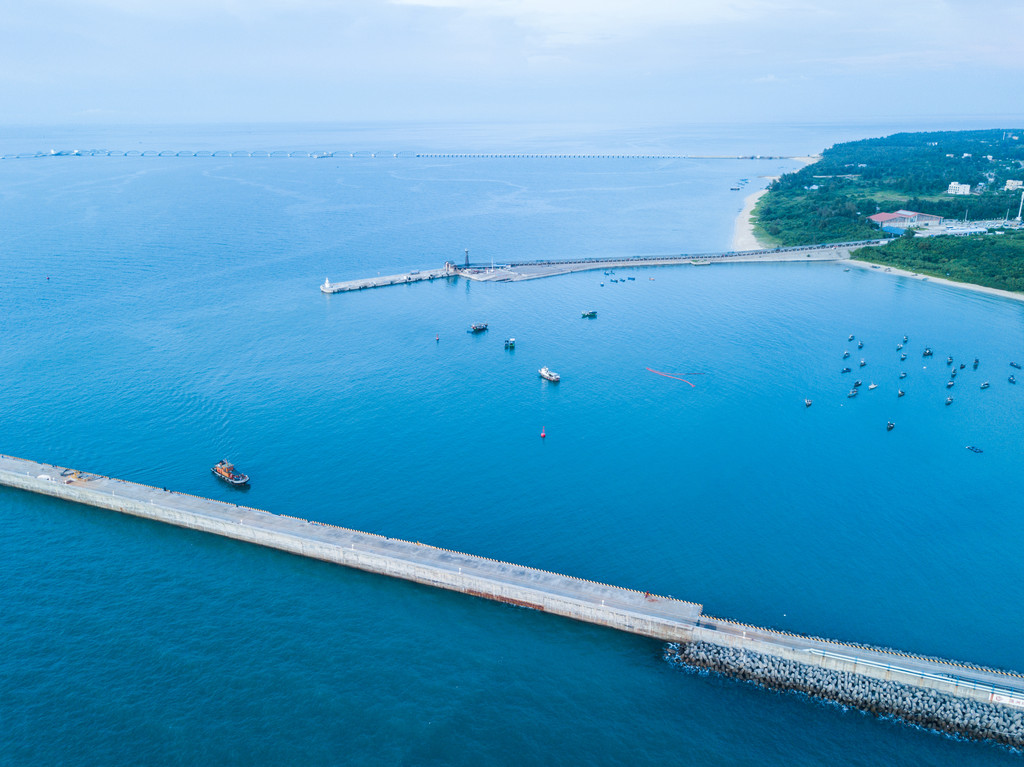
[435,334,439,342]
[540,427,546,438]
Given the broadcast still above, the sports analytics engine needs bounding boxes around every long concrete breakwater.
[320,241,884,293]
[2,453,1022,746]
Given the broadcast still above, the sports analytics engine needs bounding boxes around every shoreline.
[731,184,774,251]
[845,256,1024,304]
[731,156,819,251]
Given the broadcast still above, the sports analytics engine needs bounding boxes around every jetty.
[320,268,449,293]
[2,452,1022,746]
[320,241,881,293]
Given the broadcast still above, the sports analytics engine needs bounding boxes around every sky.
[2,0,1023,127]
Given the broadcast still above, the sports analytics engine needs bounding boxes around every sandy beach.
[731,156,819,251]
[731,184,774,250]
[844,257,1024,304]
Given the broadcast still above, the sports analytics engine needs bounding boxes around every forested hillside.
[851,229,1024,293]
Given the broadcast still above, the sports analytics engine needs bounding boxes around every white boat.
[539,367,560,382]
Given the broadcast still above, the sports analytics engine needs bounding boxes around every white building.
[1005,179,1023,191]
[947,182,971,196]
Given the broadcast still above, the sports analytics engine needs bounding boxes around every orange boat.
[212,460,249,485]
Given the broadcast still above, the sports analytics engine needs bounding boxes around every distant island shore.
[732,129,1024,299]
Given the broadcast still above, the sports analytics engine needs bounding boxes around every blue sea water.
[2,123,1024,766]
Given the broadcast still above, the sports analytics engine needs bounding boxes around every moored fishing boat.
[581,310,597,318]
[469,323,488,333]
[539,367,560,382]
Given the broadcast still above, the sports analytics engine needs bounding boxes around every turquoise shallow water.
[2,125,1023,765]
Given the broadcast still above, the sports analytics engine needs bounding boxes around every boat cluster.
[822,332,1018,437]
[600,269,636,286]
[467,322,564,383]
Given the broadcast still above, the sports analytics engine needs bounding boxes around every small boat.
[973,358,979,369]
[858,341,864,349]
[868,383,878,390]
[859,359,866,367]
[469,323,488,333]
[847,389,858,398]
[843,268,850,272]
[923,348,933,357]
[504,338,515,349]
[1012,362,1022,369]
[946,356,953,365]
[898,389,905,397]
[212,460,249,486]
[1010,375,1017,384]
[951,369,957,378]
[946,380,955,388]
[539,367,560,382]
[959,363,965,370]
[849,334,855,341]
[900,353,907,361]
[903,335,909,342]
[854,380,862,388]
[804,399,812,407]
[627,277,635,281]
[966,446,983,453]
[899,372,907,379]
[581,310,597,318]
[897,343,903,350]
[946,396,953,405]
[981,382,990,389]
[886,422,895,431]
[841,367,851,374]
[843,351,850,359]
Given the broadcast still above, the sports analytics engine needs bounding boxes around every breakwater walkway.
[320,241,883,293]
[2,453,1022,745]
[320,268,449,293]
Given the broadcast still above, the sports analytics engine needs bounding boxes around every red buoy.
[541,427,546,438]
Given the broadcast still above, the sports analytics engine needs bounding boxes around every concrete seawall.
[318,241,884,292]
[2,453,1022,746]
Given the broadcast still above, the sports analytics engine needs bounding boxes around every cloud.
[389,0,820,46]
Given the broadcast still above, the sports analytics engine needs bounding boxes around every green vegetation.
[754,129,1024,246]
[851,229,1024,292]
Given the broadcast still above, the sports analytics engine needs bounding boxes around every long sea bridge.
[1,149,806,161]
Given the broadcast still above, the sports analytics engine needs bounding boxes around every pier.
[321,241,881,292]
[320,267,450,293]
[1,452,1022,745]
